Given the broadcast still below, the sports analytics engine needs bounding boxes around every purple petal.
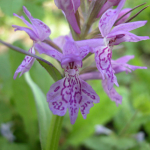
[54,0,80,13]
[97,1,113,18]
[13,47,35,79]
[80,79,100,119]
[112,55,147,74]
[12,25,39,41]
[108,0,121,6]
[111,21,147,33]
[79,46,90,59]
[99,0,126,37]
[115,8,131,25]
[102,79,122,106]
[13,13,33,29]
[63,37,80,55]
[65,11,80,33]
[29,19,51,41]
[34,42,63,62]
[76,39,105,53]
[47,78,68,116]
[95,46,118,90]
[47,69,99,124]
[23,6,51,41]
[53,35,67,48]
[108,31,149,45]
[54,0,80,33]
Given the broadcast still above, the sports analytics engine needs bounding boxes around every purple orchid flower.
[80,55,147,106]
[12,6,51,79]
[54,0,81,34]
[35,37,99,124]
[93,0,149,90]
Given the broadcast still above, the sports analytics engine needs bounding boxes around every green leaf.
[25,72,51,150]
[0,0,23,16]
[37,59,62,82]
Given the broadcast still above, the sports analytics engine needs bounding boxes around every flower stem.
[46,115,64,150]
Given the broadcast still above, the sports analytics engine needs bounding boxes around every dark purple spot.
[54,86,60,92]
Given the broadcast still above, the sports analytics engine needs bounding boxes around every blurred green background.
[0,0,150,150]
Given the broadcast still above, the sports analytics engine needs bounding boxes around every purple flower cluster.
[13,0,149,124]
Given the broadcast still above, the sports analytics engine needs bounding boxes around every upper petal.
[99,0,126,37]
[34,42,63,62]
[111,21,147,33]
[23,6,51,41]
[13,47,35,79]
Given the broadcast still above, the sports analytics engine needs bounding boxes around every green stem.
[46,115,64,150]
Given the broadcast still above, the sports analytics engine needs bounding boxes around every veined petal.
[115,8,131,25]
[47,69,99,124]
[23,6,51,41]
[99,0,126,37]
[102,79,122,106]
[108,31,149,45]
[112,55,147,74]
[80,79,100,119]
[95,46,118,90]
[29,19,51,41]
[111,21,147,33]
[79,46,90,59]
[34,42,63,62]
[12,25,39,41]
[13,47,35,79]
[47,78,68,116]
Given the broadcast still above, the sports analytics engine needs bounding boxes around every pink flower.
[54,0,81,33]
[12,6,51,79]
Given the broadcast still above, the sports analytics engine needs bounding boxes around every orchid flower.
[35,37,99,124]
[92,0,149,90]
[54,0,81,34]
[12,6,51,79]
